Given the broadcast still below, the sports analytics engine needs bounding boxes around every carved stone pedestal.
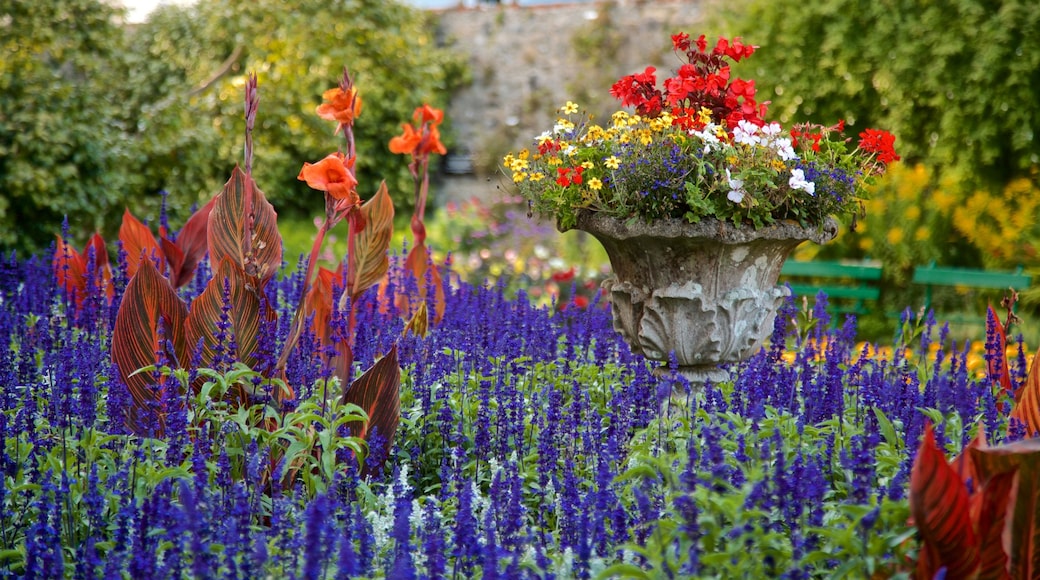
[567,211,837,387]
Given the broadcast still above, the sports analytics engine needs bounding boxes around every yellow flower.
[518,148,530,160]
[585,125,606,141]
[604,156,620,169]
[639,131,653,146]
[698,107,713,125]
[512,171,526,183]
[530,172,545,182]
[611,111,629,127]
[588,178,603,190]
[581,161,594,170]
[561,101,579,114]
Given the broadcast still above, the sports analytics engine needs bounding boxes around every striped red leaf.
[304,265,340,349]
[348,181,394,301]
[986,305,1015,405]
[111,259,188,435]
[403,241,445,324]
[972,471,1014,580]
[207,167,282,284]
[185,257,277,389]
[164,197,215,288]
[340,344,400,475]
[54,236,86,302]
[971,437,1040,578]
[910,422,979,578]
[1009,346,1040,437]
[119,208,164,279]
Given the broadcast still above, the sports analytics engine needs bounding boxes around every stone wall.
[431,0,714,203]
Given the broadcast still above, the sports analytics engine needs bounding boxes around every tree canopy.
[726,0,1039,192]
[0,0,467,255]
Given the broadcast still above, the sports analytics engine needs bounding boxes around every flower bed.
[0,248,1028,577]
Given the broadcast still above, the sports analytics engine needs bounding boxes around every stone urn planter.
[567,210,838,386]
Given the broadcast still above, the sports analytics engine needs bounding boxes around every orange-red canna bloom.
[389,124,423,155]
[298,152,359,203]
[389,105,447,157]
[316,87,363,126]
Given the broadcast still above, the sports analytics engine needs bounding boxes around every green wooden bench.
[911,263,1031,322]
[779,260,883,315]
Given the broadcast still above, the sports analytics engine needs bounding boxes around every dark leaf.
[909,422,979,578]
[111,259,188,435]
[341,344,400,475]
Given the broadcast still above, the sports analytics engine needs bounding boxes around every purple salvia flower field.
[0,236,1030,578]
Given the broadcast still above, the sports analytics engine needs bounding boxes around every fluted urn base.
[566,211,838,388]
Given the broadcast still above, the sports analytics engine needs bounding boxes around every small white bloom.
[774,137,799,162]
[761,122,782,137]
[726,168,746,203]
[789,168,816,195]
[733,119,761,146]
[694,128,721,154]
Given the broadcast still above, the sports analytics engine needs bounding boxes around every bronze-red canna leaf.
[111,259,188,435]
[1009,345,1040,438]
[340,344,400,476]
[162,198,214,289]
[185,258,278,392]
[971,437,1040,578]
[348,181,394,301]
[403,241,446,324]
[207,167,282,284]
[972,471,1014,580]
[909,423,979,578]
[119,208,164,279]
[986,305,1015,406]
[54,235,86,301]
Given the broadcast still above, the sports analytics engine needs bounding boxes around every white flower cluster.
[695,120,815,203]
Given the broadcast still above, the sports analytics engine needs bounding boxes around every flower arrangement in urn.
[504,32,901,384]
[504,32,900,232]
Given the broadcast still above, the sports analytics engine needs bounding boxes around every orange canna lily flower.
[389,124,422,155]
[389,105,448,157]
[298,152,359,203]
[422,125,447,156]
[413,104,443,126]
[316,87,362,126]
